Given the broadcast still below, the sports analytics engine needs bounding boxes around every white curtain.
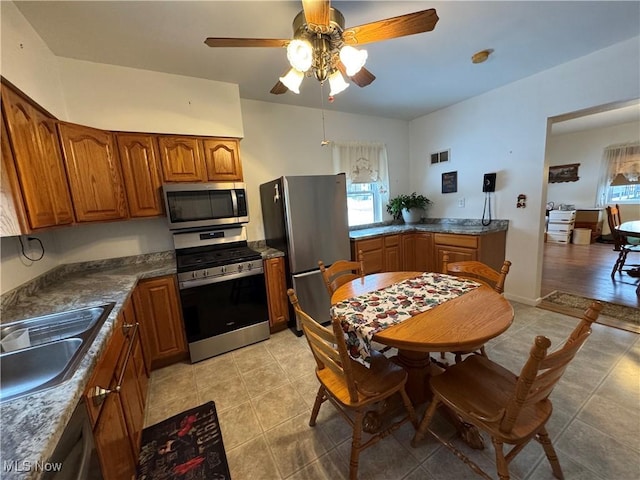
[332,141,389,190]
[595,142,640,206]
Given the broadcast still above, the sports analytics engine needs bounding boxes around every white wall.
[409,37,640,305]
[546,121,640,212]
[57,58,243,137]
[239,99,410,241]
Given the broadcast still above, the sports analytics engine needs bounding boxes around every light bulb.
[339,46,368,76]
[279,68,304,94]
[286,39,313,72]
[328,71,349,96]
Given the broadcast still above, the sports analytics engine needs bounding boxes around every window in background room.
[597,142,640,205]
[332,142,389,226]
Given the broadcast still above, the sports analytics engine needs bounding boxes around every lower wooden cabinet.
[133,275,188,370]
[264,257,289,332]
[434,231,506,273]
[86,296,149,480]
[352,230,505,275]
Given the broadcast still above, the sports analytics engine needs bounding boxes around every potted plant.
[386,192,432,224]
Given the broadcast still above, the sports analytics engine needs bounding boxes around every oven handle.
[179,267,264,290]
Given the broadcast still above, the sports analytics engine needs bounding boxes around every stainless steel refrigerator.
[260,174,350,333]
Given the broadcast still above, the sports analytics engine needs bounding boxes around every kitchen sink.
[0,303,115,403]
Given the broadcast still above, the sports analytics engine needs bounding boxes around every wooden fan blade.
[343,9,439,46]
[204,38,289,48]
[302,0,331,26]
[270,80,289,95]
[337,62,376,88]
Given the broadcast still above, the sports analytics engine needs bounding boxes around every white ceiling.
[11,1,640,121]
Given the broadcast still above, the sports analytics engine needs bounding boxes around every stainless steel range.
[173,225,269,363]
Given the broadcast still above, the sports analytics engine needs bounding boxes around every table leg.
[395,349,432,405]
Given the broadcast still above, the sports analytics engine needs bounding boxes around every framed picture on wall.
[442,171,458,193]
[549,163,580,183]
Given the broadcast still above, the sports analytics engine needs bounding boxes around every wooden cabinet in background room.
[1,84,74,230]
[202,138,243,181]
[133,275,188,370]
[434,231,506,274]
[58,122,128,222]
[157,135,207,182]
[264,257,289,333]
[116,133,164,217]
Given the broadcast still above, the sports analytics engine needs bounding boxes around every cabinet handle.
[90,323,139,407]
[122,322,135,335]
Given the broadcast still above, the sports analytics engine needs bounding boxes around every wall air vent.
[430,149,450,165]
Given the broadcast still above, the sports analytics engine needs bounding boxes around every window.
[332,142,389,226]
[596,142,640,206]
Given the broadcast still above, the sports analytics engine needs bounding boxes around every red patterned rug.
[137,401,231,479]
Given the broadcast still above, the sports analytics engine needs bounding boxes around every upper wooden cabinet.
[58,122,128,222]
[1,114,28,236]
[116,133,164,217]
[159,135,243,183]
[1,85,74,230]
[202,138,243,181]
[157,135,206,182]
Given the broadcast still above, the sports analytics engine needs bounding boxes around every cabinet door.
[202,138,243,181]
[264,257,289,332]
[1,114,28,236]
[353,237,383,274]
[133,275,188,370]
[434,245,477,273]
[402,234,416,271]
[157,136,206,182]
[119,333,146,458]
[93,392,137,480]
[2,86,74,229]
[414,233,434,272]
[58,122,128,222]
[116,133,164,217]
[383,235,402,272]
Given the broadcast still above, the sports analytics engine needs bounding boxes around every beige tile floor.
[144,302,640,479]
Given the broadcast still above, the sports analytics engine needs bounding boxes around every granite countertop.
[349,218,509,240]
[0,246,283,480]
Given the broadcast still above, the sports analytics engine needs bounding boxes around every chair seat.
[317,349,407,407]
[430,355,553,442]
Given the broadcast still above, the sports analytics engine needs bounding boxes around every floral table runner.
[331,273,481,367]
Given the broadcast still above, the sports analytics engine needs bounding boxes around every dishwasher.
[43,401,102,480]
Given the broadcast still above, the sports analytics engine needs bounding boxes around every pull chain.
[320,82,329,146]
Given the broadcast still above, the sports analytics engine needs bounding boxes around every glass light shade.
[279,68,304,94]
[339,45,368,76]
[286,39,313,72]
[328,71,349,96]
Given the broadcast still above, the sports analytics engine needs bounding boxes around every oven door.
[180,272,269,342]
[163,182,249,230]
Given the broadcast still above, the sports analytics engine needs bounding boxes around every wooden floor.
[541,241,639,308]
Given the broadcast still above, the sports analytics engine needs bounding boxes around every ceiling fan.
[204,0,439,97]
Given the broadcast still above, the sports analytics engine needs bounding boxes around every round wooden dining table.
[331,271,514,405]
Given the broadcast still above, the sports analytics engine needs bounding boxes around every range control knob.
[247,262,252,271]
[238,264,244,272]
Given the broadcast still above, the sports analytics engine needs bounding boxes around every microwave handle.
[230,189,238,216]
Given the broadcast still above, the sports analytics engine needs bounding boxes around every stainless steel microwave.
[163,182,249,230]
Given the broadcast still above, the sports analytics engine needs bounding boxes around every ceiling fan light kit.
[472,49,493,64]
[204,1,439,97]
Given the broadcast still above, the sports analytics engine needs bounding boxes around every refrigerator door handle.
[274,184,280,202]
[294,269,323,278]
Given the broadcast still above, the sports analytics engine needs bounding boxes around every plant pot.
[402,208,423,224]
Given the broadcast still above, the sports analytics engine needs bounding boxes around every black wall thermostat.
[483,173,497,192]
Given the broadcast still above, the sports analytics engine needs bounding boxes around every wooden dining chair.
[606,204,640,278]
[318,250,365,296]
[412,301,603,480]
[440,252,512,363]
[287,288,418,480]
